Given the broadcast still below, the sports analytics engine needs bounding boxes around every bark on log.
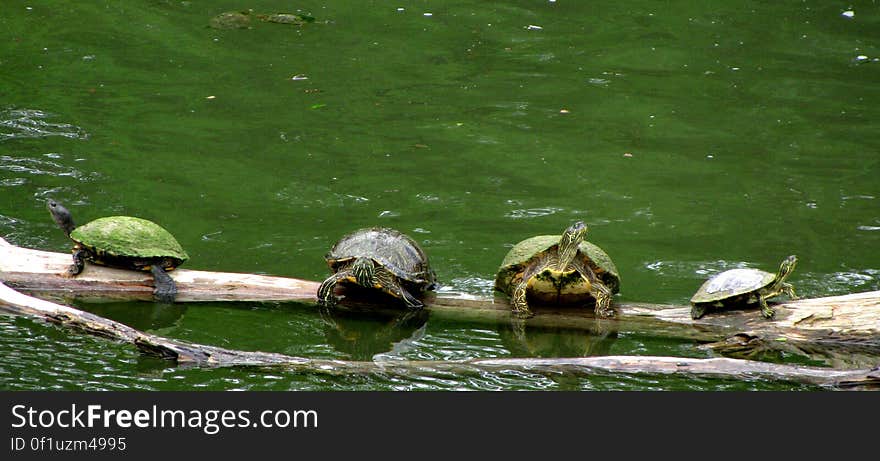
[2,237,879,367]
[1,281,877,389]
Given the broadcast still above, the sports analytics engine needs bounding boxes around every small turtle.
[494,221,620,318]
[690,255,798,319]
[209,10,253,29]
[256,13,315,25]
[317,228,437,308]
[47,200,189,303]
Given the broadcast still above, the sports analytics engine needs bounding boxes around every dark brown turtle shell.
[325,227,436,289]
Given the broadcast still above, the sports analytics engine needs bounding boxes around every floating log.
[2,237,879,367]
[0,281,877,389]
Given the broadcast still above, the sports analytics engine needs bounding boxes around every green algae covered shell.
[495,235,620,295]
[70,216,189,263]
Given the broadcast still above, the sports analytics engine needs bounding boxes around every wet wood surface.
[2,236,879,368]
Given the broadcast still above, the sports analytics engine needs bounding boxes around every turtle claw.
[316,295,341,308]
[592,287,615,318]
[757,294,775,319]
[398,288,425,310]
[783,283,798,301]
[68,249,86,276]
[595,305,615,319]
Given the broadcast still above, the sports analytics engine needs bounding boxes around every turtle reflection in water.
[47,200,188,303]
[317,228,437,309]
[498,323,618,359]
[319,307,429,361]
[690,255,798,319]
[87,302,187,332]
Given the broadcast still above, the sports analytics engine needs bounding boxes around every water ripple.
[0,154,96,182]
[0,316,144,390]
[0,108,89,142]
[797,269,880,296]
[398,328,509,362]
[643,259,751,277]
[436,276,495,297]
[505,206,564,219]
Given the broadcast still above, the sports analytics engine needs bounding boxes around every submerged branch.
[0,281,877,388]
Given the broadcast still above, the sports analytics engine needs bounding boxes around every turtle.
[494,221,620,318]
[210,10,315,29]
[209,10,253,29]
[256,13,315,25]
[47,200,189,303]
[690,255,798,320]
[317,227,437,309]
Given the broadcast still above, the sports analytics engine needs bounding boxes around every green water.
[1,1,878,390]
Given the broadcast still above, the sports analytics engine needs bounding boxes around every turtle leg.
[150,265,177,303]
[690,303,708,320]
[756,293,775,319]
[397,286,424,309]
[68,248,86,276]
[591,283,614,318]
[573,260,614,318]
[510,261,547,319]
[782,282,798,300]
[371,266,425,309]
[317,271,347,307]
[510,278,533,318]
[387,279,425,310]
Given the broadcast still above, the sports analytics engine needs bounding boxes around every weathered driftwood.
[0,237,320,302]
[2,237,879,367]
[0,281,877,389]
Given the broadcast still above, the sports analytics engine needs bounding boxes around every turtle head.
[47,200,75,237]
[777,255,797,281]
[556,221,587,271]
[351,257,377,288]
